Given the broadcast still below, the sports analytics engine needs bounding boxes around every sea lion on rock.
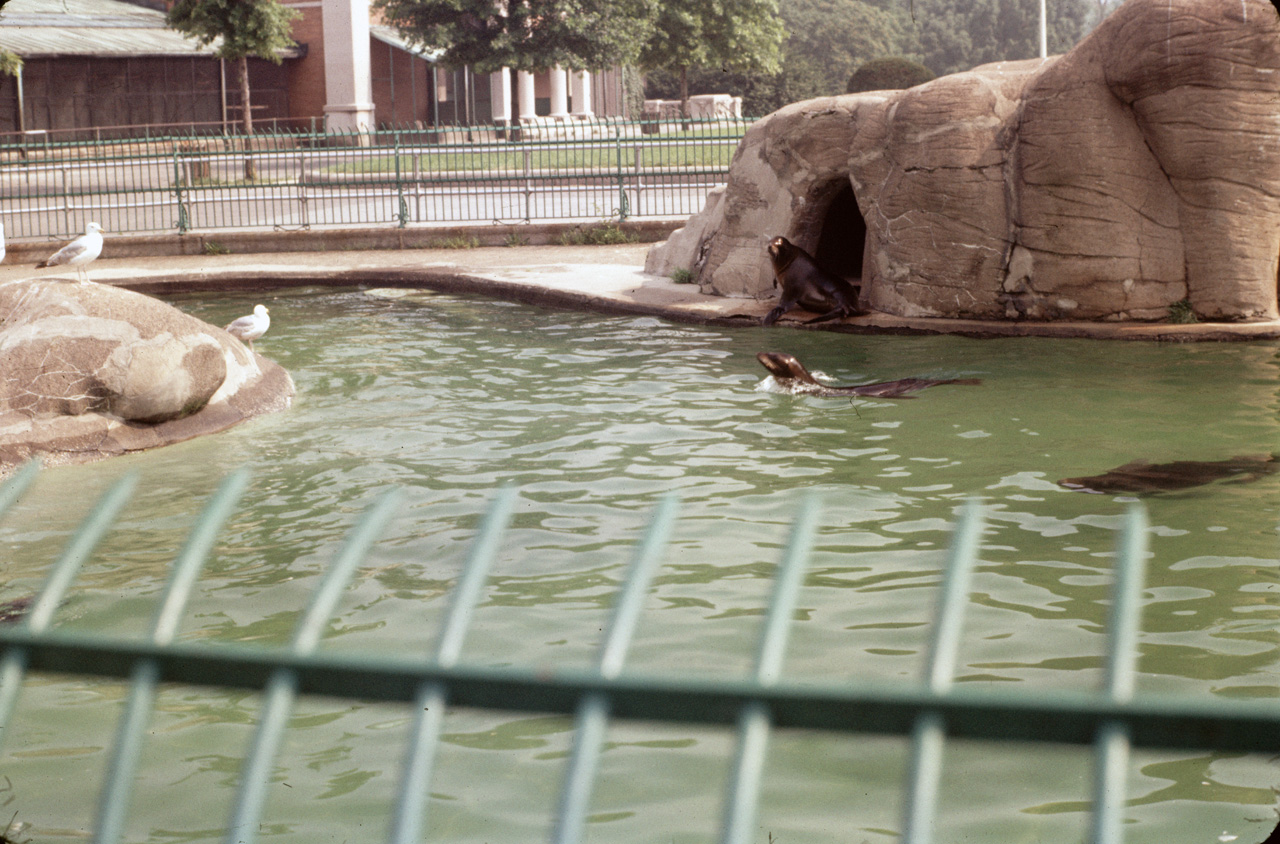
[756,352,981,398]
[1059,455,1280,494]
[762,236,865,326]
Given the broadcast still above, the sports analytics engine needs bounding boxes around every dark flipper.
[850,377,982,398]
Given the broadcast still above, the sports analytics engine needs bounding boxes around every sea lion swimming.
[763,236,866,326]
[0,596,31,625]
[756,352,981,398]
[1058,455,1280,495]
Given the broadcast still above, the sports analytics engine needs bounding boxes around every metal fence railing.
[3,459,1280,843]
[0,117,750,241]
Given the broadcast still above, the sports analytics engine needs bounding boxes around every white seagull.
[0,222,7,264]
[225,304,270,351]
[38,222,104,283]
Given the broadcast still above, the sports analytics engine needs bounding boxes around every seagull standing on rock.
[38,222,104,283]
[225,304,270,351]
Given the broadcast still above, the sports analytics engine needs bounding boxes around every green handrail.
[92,469,252,844]
[0,463,1270,844]
[0,117,750,238]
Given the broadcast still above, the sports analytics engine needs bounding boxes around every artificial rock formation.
[0,278,293,471]
[647,0,1280,322]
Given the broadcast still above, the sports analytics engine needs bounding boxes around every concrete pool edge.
[4,236,1279,341]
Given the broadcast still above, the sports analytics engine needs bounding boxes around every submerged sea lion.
[756,352,981,398]
[1059,455,1280,495]
[762,236,866,326]
[0,596,31,624]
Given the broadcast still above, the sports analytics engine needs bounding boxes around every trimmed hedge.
[846,58,936,94]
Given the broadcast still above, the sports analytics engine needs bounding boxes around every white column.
[321,0,375,134]
[490,68,512,123]
[517,71,537,120]
[548,67,569,119]
[570,71,593,117]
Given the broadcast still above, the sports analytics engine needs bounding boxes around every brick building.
[0,0,631,137]
[280,0,629,130]
[0,0,299,135]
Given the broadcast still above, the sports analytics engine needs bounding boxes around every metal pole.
[1039,0,1048,58]
[220,58,228,131]
[431,65,439,127]
[15,64,25,136]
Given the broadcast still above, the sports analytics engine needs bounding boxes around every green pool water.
[2,285,1279,843]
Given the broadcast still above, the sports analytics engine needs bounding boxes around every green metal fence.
[2,460,1279,842]
[0,118,749,241]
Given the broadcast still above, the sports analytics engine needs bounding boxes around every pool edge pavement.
[4,232,1278,342]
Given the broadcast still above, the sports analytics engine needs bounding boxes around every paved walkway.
[5,241,1279,341]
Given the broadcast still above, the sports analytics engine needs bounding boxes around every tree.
[645,64,782,117]
[0,49,20,79]
[907,0,1090,76]
[647,0,1089,117]
[775,0,908,104]
[638,0,784,119]
[373,0,658,73]
[167,0,299,178]
[645,0,907,116]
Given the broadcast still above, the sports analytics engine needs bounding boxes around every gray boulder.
[0,279,293,471]
[647,0,1280,322]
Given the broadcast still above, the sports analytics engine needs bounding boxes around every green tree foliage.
[643,66,777,117]
[910,0,1090,76]
[846,56,934,92]
[374,0,658,72]
[637,0,784,118]
[0,49,21,78]
[647,0,1093,115]
[167,0,300,142]
[645,0,907,115]
[777,0,907,103]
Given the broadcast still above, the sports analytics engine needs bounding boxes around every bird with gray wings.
[38,222,104,283]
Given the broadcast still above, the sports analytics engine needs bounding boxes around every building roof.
[370,25,441,63]
[0,0,300,59]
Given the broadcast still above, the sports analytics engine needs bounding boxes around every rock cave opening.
[813,182,867,283]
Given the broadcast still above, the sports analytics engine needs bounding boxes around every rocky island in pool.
[0,278,293,473]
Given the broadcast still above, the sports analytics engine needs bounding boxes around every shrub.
[846,57,936,94]
[1167,299,1198,324]
[432,235,480,249]
[556,223,637,246]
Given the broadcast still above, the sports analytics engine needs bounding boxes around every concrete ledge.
[5,238,1278,342]
[6,220,684,262]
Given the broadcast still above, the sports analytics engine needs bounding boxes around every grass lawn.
[325,125,747,175]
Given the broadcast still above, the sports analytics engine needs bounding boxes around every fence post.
[614,123,629,221]
[296,152,309,229]
[61,164,71,234]
[633,147,643,218]
[1090,504,1149,844]
[523,147,533,223]
[394,132,408,228]
[172,150,189,235]
[412,148,421,223]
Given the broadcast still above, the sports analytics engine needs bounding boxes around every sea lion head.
[766,236,797,279]
[756,351,818,384]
